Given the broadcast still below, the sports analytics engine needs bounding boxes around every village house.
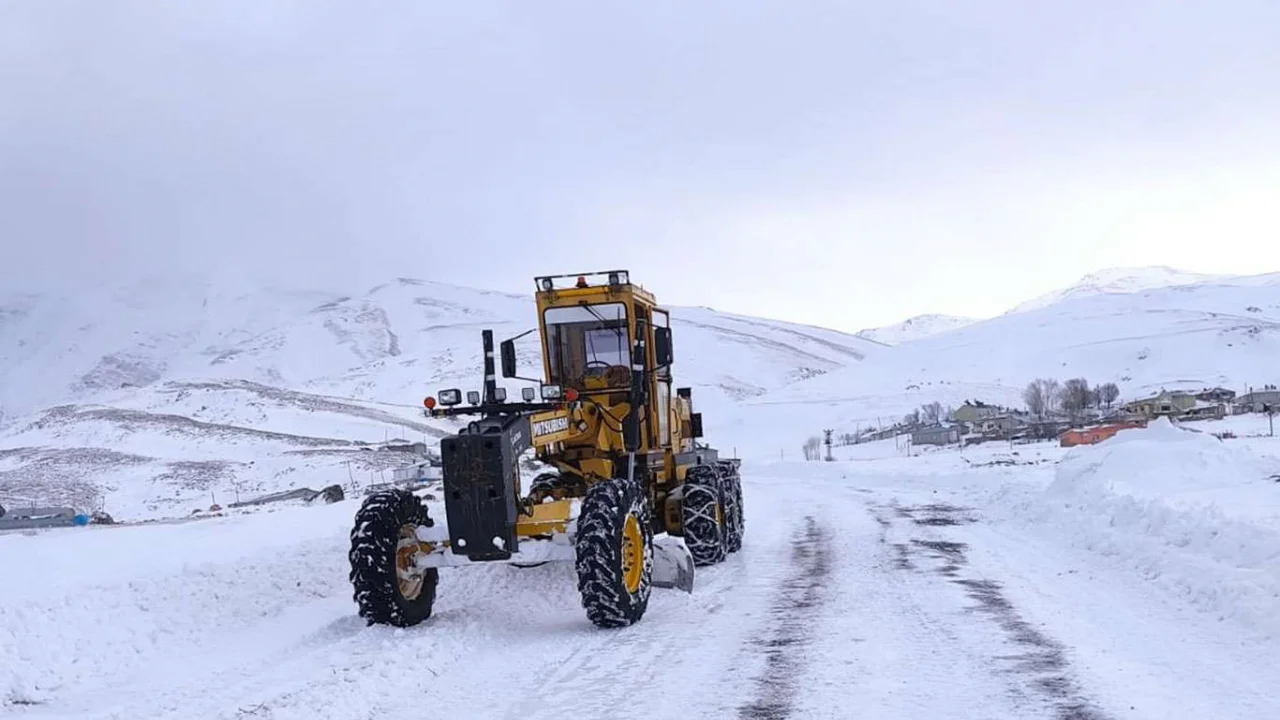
[1237,387,1280,413]
[1195,387,1236,404]
[976,413,1029,436]
[911,425,961,447]
[1183,400,1227,421]
[952,400,1003,425]
[1059,420,1147,447]
[1123,390,1197,418]
[1025,419,1071,440]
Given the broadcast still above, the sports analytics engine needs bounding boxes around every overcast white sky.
[3,1,1279,332]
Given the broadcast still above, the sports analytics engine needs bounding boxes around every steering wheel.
[581,361,630,388]
[584,360,613,376]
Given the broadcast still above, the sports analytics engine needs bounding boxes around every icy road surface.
[4,459,1279,719]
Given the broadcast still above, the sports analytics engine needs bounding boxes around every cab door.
[652,309,672,449]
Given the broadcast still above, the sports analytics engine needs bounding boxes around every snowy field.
[4,268,1280,717]
[4,416,1280,718]
[0,276,880,519]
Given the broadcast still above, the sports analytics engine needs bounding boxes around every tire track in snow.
[494,541,771,720]
[889,502,1114,720]
[737,516,832,720]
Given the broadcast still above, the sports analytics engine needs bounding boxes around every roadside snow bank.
[1024,418,1280,636]
[0,501,356,707]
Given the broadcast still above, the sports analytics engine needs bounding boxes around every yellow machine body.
[366,270,740,631]
[515,274,710,538]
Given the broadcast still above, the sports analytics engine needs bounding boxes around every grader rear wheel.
[526,472,585,504]
[682,465,727,566]
[717,462,745,553]
[526,472,562,502]
[575,477,654,628]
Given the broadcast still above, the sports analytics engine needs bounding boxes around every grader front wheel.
[349,489,439,627]
[575,477,654,628]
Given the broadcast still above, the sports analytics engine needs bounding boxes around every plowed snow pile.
[1022,418,1280,636]
[0,503,355,706]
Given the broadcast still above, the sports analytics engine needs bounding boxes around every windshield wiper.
[579,301,626,368]
[578,300,607,325]
[579,302,624,337]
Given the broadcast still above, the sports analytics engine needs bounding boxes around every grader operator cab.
[348,270,744,629]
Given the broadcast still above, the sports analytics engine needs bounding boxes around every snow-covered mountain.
[5,265,1280,518]
[852,266,1228,345]
[734,270,1280,451]
[0,275,879,518]
[855,313,979,345]
[1006,266,1230,315]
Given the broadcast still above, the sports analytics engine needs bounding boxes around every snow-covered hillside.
[853,266,1225,348]
[0,275,879,519]
[6,413,1280,718]
[855,313,979,345]
[734,271,1280,454]
[5,266,1280,517]
[1006,266,1230,315]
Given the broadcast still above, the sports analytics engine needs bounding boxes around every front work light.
[438,389,462,406]
[522,387,536,402]
[466,391,481,405]
[495,387,507,402]
[608,271,628,285]
[541,384,562,400]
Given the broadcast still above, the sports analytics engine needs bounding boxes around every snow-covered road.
[5,461,1279,719]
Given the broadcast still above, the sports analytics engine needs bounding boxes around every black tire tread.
[348,489,439,627]
[683,465,726,566]
[718,461,745,553]
[575,478,653,628]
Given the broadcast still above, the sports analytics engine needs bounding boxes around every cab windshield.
[544,303,631,390]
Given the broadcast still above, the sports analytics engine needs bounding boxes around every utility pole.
[823,429,834,462]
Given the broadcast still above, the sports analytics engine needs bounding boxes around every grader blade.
[652,535,695,592]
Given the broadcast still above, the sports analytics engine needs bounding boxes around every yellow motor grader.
[348,270,744,628]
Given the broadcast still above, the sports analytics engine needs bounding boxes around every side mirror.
[500,339,518,378]
[654,326,673,367]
